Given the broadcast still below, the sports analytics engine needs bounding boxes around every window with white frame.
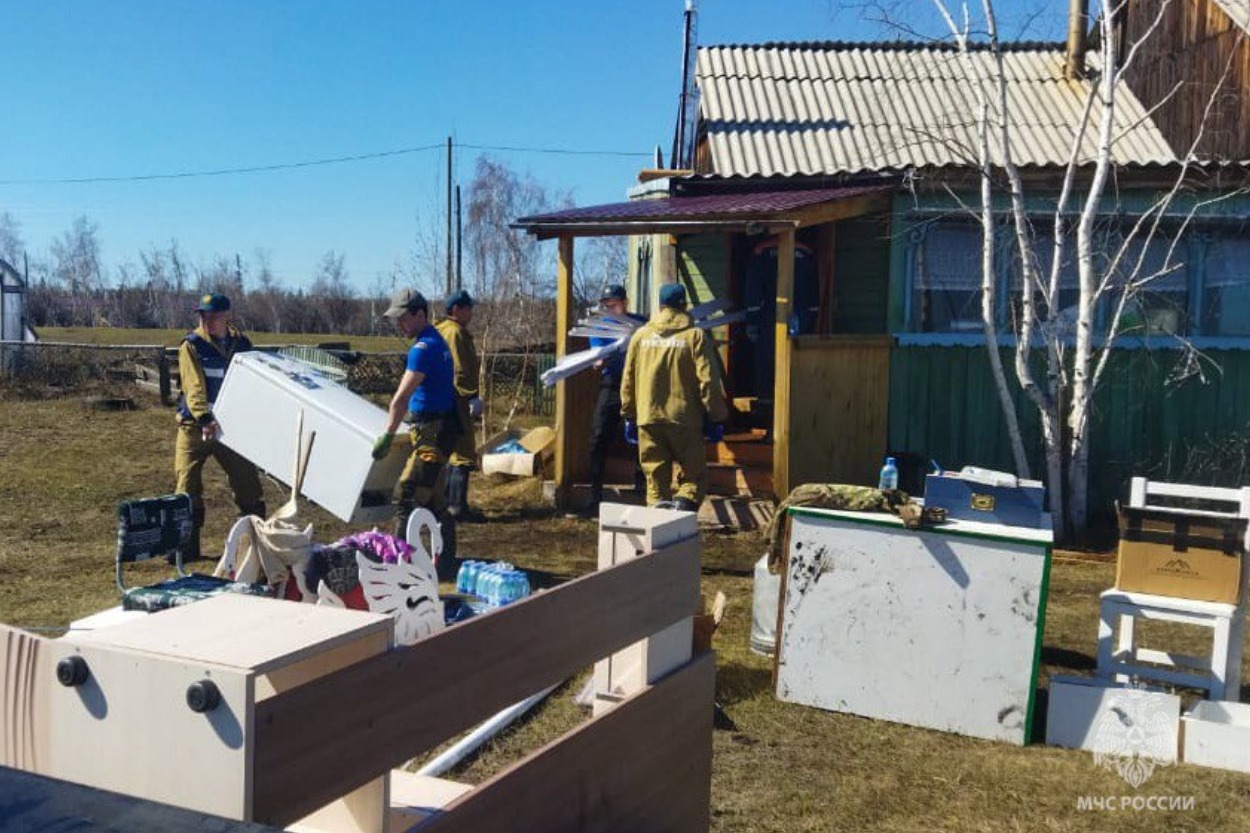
[911,223,984,332]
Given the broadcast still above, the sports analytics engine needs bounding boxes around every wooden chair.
[1096,477,1250,701]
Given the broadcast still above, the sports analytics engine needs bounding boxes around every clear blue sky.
[0,0,1068,293]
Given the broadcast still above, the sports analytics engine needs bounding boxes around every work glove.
[371,433,394,461]
[623,420,638,446]
[703,420,725,443]
[468,396,484,418]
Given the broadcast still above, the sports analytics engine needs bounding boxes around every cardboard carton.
[480,426,556,477]
[1115,506,1246,603]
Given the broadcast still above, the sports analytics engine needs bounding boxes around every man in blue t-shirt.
[586,284,647,513]
[372,288,458,575]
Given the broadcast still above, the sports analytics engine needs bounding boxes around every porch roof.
[512,183,893,239]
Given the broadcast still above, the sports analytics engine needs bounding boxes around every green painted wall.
[887,345,1250,521]
[833,215,891,333]
[677,234,728,306]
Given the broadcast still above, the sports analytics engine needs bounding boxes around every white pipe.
[415,683,561,777]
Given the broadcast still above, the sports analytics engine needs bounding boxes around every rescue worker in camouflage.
[620,282,727,511]
[174,292,266,561]
[435,289,483,521]
[373,288,459,579]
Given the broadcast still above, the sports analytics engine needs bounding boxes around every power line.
[0,143,445,185]
[0,140,653,186]
[461,142,651,158]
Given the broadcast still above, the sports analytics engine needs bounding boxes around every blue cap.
[444,289,474,311]
[658,283,687,308]
[600,283,627,302]
[194,292,231,313]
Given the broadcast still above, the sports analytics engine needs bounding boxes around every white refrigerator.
[213,351,411,525]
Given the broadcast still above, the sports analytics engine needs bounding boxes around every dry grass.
[2,390,1250,831]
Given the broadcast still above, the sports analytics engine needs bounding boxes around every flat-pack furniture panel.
[1182,700,1250,773]
[1047,675,1180,763]
[776,508,1052,744]
[214,352,410,524]
[51,596,393,824]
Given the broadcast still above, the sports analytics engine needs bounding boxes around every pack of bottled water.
[455,559,531,608]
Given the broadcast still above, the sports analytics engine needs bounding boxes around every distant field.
[37,326,409,353]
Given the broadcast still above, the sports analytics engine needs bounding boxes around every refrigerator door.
[214,351,410,524]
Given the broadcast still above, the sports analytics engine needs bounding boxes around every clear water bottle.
[878,456,899,491]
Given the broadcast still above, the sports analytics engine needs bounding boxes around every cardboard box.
[1115,506,1246,603]
[923,471,1047,529]
[1182,700,1250,773]
[480,426,556,477]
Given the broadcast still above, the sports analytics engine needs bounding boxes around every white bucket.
[751,554,781,656]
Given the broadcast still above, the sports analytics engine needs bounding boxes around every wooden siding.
[1122,0,1250,160]
[788,336,892,489]
[832,214,891,333]
[887,344,1250,520]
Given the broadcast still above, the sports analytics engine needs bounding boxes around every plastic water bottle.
[456,560,476,594]
[878,456,899,491]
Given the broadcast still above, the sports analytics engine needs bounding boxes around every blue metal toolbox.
[923,469,1047,529]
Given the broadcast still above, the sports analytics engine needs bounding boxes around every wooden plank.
[772,229,796,500]
[0,625,51,774]
[251,539,701,827]
[0,765,282,833]
[787,337,891,489]
[415,652,715,833]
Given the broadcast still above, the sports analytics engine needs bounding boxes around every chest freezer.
[213,351,409,525]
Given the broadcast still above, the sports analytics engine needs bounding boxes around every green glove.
[371,433,394,460]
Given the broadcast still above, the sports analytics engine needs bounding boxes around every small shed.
[0,257,31,343]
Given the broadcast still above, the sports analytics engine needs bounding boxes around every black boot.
[239,501,267,520]
[446,466,468,519]
[437,514,458,583]
[673,497,699,513]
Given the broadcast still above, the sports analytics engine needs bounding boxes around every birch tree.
[931,0,1241,538]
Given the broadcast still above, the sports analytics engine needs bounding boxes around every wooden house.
[516,31,1250,520]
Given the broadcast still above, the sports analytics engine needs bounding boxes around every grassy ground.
[2,389,1250,831]
[37,325,410,352]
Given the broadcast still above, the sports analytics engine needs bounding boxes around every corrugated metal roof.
[514,185,891,227]
[697,42,1178,177]
[1213,0,1250,30]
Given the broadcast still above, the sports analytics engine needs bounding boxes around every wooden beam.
[772,229,796,501]
[251,539,701,826]
[816,222,836,336]
[552,236,584,508]
[532,221,794,241]
[789,191,892,229]
[416,653,715,833]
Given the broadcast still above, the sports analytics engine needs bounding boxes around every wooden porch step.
[707,429,773,467]
[706,462,773,500]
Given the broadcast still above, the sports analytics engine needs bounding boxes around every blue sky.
[0,1,1069,293]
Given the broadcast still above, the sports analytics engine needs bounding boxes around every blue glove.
[623,420,638,446]
[703,420,725,442]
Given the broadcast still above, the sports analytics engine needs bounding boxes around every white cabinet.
[214,351,409,524]
[776,508,1052,744]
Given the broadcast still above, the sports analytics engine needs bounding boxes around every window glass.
[913,223,984,332]
[1110,234,1188,336]
[1203,234,1250,336]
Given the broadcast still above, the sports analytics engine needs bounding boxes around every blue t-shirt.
[591,313,647,384]
[406,324,455,415]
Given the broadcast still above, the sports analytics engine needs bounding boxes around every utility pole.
[455,185,463,291]
[446,136,454,296]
